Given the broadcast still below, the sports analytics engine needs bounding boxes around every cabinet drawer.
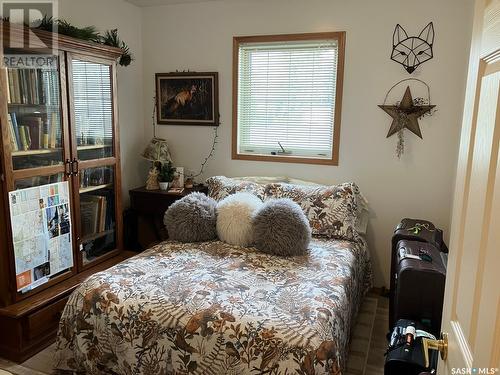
[131,193,178,215]
[26,297,69,340]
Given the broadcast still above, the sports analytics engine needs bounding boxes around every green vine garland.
[5,16,133,67]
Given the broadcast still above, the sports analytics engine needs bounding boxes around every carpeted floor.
[366,294,389,375]
[0,295,389,375]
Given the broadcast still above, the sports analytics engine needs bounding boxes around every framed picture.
[156,72,219,126]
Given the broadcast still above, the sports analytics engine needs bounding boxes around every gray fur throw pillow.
[164,192,217,242]
[253,198,311,256]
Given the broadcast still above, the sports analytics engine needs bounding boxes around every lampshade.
[141,137,172,163]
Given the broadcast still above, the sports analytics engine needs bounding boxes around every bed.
[54,237,372,375]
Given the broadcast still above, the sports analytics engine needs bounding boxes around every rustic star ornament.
[378,86,435,139]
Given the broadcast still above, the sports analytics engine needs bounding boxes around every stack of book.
[80,195,108,239]
[7,68,48,104]
[7,112,58,152]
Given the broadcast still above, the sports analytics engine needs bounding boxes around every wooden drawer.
[130,192,178,215]
[25,297,68,340]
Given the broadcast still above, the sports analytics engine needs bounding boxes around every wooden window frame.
[232,32,346,166]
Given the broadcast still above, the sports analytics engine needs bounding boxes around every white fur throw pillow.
[216,192,263,247]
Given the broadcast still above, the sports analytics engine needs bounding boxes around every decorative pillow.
[234,176,289,184]
[216,192,263,247]
[264,182,361,240]
[253,198,311,256]
[206,176,266,201]
[164,192,217,242]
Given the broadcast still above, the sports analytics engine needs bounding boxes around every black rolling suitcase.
[385,319,439,375]
[393,240,446,336]
[389,219,448,335]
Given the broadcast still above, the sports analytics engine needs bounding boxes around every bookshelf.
[81,229,114,244]
[12,147,62,156]
[79,183,113,194]
[77,144,111,151]
[0,22,129,362]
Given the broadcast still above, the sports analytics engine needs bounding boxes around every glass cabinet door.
[79,166,116,265]
[3,48,75,297]
[68,55,120,269]
[71,59,114,161]
[5,54,64,170]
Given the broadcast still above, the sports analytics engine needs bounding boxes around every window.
[233,32,345,165]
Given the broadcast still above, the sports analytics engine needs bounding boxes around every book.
[49,112,57,148]
[23,116,43,150]
[6,70,11,103]
[7,115,18,152]
[19,69,28,103]
[98,196,107,232]
[18,126,29,151]
[80,197,100,237]
[10,113,21,150]
[81,195,111,237]
[11,69,21,104]
[42,121,49,149]
[30,70,37,104]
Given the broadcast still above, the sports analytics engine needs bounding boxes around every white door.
[438,0,500,373]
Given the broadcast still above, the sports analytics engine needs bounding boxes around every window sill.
[232,152,338,166]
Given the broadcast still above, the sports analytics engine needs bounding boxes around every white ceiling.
[125,0,221,6]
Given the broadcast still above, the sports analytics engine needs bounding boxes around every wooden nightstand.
[129,185,208,249]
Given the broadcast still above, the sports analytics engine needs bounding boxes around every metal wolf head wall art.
[391,22,435,74]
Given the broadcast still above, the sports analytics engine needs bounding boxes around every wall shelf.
[77,145,112,151]
[79,183,113,194]
[12,148,62,156]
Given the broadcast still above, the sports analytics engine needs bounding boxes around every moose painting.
[156,72,219,126]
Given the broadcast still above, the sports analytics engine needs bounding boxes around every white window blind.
[237,39,338,159]
[72,60,113,143]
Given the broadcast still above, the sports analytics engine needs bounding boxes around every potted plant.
[158,162,175,190]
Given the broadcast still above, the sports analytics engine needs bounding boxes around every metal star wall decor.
[379,86,435,139]
[379,83,436,158]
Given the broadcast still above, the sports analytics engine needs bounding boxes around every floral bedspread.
[54,238,372,375]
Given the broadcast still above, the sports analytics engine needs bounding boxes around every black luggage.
[391,218,448,255]
[389,219,448,335]
[384,319,439,375]
[392,240,446,336]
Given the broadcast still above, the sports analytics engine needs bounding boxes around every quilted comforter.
[54,238,372,375]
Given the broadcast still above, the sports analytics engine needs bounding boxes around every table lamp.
[141,137,172,190]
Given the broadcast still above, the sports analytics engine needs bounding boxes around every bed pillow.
[266,180,370,235]
[206,176,266,201]
[264,182,361,240]
[216,192,263,247]
[253,198,311,256]
[164,192,217,242]
[234,176,289,184]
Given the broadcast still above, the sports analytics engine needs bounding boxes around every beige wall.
[59,0,145,206]
[141,0,473,287]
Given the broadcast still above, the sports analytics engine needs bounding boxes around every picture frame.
[155,72,219,126]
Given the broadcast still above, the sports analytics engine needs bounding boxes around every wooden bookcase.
[0,22,133,362]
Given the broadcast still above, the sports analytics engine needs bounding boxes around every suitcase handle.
[399,247,433,263]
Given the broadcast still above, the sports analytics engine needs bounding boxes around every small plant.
[158,162,175,183]
[101,29,133,67]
